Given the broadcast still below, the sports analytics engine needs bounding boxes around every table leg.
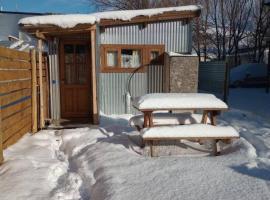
[143,112,149,128]
[209,111,219,126]
[209,111,222,156]
[143,111,153,128]
[149,141,154,157]
[201,110,209,124]
[199,111,209,145]
[212,139,218,156]
[149,111,154,127]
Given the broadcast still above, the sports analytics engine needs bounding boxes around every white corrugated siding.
[99,20,192,114]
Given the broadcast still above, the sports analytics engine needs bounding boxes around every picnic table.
[132,93,228,128]
[131,93,238,156]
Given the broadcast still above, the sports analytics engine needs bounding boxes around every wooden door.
[60,41,92,119]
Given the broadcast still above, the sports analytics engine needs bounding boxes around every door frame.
[59,38,94,122]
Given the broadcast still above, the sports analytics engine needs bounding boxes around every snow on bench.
[129,112,210,129]
[141,124,239,140]
[132,93,228,110]
[141,124,239,156]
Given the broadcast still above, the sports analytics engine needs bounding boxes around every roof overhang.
[20,9,201,37]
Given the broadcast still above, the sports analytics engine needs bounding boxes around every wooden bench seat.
[141,124,239,156]
[129,112,210,130]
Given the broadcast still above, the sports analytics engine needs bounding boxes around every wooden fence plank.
[0,80,31,94]
[0,103,3,164]
[0,47,39,161]
[1,89,31,106]
[0,70,31,82]
[2,98,31,119]
[0,46,30,61]
[31,49,38,133]
[2,106,31,132]
[3,115,31,142]
[3,123,31,149]
[38,40,45,128]
[0,59,31,69]
[36,69,47,78]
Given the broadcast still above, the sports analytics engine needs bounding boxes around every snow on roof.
[19,5,201,29]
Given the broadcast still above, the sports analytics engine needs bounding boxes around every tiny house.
[19,5,201,125]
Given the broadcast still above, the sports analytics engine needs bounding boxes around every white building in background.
[0,11,43,49]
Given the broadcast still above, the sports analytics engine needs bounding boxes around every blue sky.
[0,0,97,14]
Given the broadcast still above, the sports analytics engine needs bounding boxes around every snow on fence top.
[19,5,201,29]
[132,93,228,110]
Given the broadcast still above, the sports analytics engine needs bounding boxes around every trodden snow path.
[0,89,269,200]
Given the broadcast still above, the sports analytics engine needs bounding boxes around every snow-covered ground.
[228,88,270,120]
[0,88,270,200]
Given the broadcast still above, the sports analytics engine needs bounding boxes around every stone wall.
[164,53,199,93]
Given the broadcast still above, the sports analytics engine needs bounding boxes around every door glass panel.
[64,44,88,85]
[65,64,77,84]
[64,45,74,64]
[76,45,88,84]
[76,45,86,63]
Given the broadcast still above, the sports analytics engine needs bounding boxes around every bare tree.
[92,0,185,10]
[250,0,270,62]
[200,0,253,63]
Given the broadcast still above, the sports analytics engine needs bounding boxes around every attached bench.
[129,112,211,130]
[141,124,239,157]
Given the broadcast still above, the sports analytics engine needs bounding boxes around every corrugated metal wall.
[99,73,147,114]
[99,20,191,114]
[147,65,164,93]
[101,20,191,52]
[198,61,228,100]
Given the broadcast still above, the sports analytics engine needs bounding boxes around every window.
[106,51,118,67]
[101,44,164,73]
[121,49,141,68]
[148,48,164,65]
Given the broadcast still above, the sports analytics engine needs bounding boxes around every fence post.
[0,96,3,164]
[223,62,230,103]
[90,28,99,124]
[31,49,38,133]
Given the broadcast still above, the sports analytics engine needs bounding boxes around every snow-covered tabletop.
[132,93,228,111]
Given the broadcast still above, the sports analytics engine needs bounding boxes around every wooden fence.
[0,46,49,164]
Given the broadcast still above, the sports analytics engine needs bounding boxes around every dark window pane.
[64,44,74,64]
[76,45,87,63]
[76,45,86,54]
[150,51,159,60]
[64,44,74,54]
